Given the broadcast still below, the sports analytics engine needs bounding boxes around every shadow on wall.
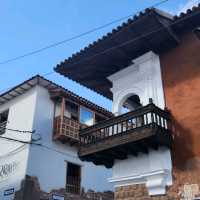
[161,32,200,89]
[171,114,199,171]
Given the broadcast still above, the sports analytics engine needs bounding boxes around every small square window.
[0,110,9,135]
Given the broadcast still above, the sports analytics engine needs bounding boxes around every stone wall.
[115,184,171,200]
[14,175,114,200]
[115,167,200,200]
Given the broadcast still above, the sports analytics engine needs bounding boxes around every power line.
[0,135,33,144]
[0,0,169,65]
[0,122,35,134]
[0,0,198,96]
[0,144,27,159]
[56,1,200,69]
[35,143,78,158]
[0,135,78,159]
[0,0,199,97]
[5,128,35,134]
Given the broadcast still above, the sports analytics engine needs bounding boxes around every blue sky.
[0,0,196,111]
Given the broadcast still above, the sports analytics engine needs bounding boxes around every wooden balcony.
[53,116,80,145]
[78,103,173,168]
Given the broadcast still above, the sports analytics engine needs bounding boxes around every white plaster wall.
[110,147,172,187]
[108,51,165,115]
[27,86,112,192]
[0,85,113,199]
[0,87,38,199]
[107,52,172,195]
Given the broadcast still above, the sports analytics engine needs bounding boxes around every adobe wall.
[160,31,200,170]
[160,31,200,199]
[114,32,200,200]
[14,175,114,200]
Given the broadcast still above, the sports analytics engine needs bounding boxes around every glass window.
[80,107,94,126]
[0,110,9,135]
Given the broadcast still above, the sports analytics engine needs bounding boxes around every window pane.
[80,107,94,126]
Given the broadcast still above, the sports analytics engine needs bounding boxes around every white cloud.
[178,0,200,14]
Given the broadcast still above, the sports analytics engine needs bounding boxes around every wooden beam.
[155,16,180,44]
[138,141,149,154]
[126,144,138,156]
[107,149,127,160]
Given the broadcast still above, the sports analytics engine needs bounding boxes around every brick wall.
[115,184,171,200]
[115,31,200,200]
[114,168,200,200]
[160,31,200,170]
[14,175,114,200]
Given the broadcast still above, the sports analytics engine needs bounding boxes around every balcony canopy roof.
[55,5,200,99]
[0,75,113,118]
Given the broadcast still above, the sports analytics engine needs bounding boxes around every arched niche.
[112,87,149,115]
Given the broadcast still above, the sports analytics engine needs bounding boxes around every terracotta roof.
[55,8,174,69]
[54,5,200,99]
[0,75,113,117]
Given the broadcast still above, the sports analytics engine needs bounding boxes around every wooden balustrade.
[53,116,80,145]
[78,103,173,168]
[79,103,171,146]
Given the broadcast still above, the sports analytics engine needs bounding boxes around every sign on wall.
[4,188,15,196]
[52,194,65,200]
[3,188,15,200]
[0,162,18,182]
[179,184,200,200]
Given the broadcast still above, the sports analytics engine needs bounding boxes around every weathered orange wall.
[160,31,200,170]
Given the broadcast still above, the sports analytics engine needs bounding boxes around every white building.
[0,75,113,200]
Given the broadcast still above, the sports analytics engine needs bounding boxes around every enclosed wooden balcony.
[78,103,173,168]
[53,116,80,145]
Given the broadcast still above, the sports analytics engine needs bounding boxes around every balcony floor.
[79,124,172,168]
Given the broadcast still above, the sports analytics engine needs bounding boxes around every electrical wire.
[5,128,35,134]
[0,144,27,159]
[0,135,78,159]
[0,0,198,95]
[56,0,200,69]
[0,135,34,144]
[0,0,169,65]
[0,0,199,158]
[0,122,35,134]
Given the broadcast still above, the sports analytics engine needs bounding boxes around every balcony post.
[60,97,66,135]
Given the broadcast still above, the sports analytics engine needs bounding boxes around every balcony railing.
[0,121,7,135]
[80,103,171,145]
[78,103,172,168]
[53,116,80,144]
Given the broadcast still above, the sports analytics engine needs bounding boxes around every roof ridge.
[55,7,174,71]
[0,75,113,116]
[174,2,200,19]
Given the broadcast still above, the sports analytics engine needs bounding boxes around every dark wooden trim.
[78,104,172,168]
[80,103,170,135]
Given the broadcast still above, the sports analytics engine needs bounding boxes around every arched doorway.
[119,94,142,114]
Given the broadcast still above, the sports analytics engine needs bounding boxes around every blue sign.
[52,194,64,200]
[4,188,15,196]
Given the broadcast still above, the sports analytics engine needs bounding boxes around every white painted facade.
[107,51,172,195]
[0,84,112,200]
